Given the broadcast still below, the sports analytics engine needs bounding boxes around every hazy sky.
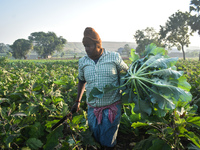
[0,0,199,46]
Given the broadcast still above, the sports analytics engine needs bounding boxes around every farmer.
[72,27,128,149]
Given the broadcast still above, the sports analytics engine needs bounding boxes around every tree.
[189,0,200,34]
[160,11,193,60]
[123,44,131,57]
[28,31,67,58]
[133,27,164,56]
[10,39,33,59]
[6,52,12,58]
[61,52,65,57]
[0,43,11,53]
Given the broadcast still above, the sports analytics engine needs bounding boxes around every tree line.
[1,0,200,60]
[134,0,200,60]
[10,32,67,59]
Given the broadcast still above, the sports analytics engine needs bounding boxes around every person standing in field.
[72,27,128,149]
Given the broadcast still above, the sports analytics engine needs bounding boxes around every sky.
[0,0,200,47]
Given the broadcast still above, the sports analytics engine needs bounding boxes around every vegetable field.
[0,55,200,150]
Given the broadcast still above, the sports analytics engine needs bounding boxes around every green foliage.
[0,59,99,150]
[122,44,192,117]
[0,56,9,65]
[160,10,192,60]
[119,56,200,150]
[43,125,63,150]
[132,101,200,149]
[134,27,164,56]
[176,59,200,114]
[123,44,131,57]
[10,39,33,59]
[26,138,43,150]
[189,0,200,34]
[0,43,11,53]
[0,55,200,149]
[61,51,65,57]
[129,48,139,62]
[28,31,67,58]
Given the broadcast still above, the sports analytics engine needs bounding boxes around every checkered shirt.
[78,50,128,107]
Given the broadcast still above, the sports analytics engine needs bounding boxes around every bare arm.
[76,81,86,102]
[71,80,86,113]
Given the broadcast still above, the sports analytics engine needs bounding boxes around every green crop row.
[0,58,99,150]
[176,59,200,111]
[0,57,200,150]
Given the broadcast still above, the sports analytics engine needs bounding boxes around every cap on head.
[82,27,102,48]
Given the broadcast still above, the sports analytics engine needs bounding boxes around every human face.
[84,40,101,60]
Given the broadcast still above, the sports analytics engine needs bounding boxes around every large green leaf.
[133,136,156,150]
[146,57,178,69]
[53,80,66,85]
[148,138,171,150]
[187,143,200,150]
[0,107,7,119]
[88,87,103,102]
[129,48,139,62]
[179,131,200,148]
[143,43,167,57]
[149,77,192,104]
[186,116,200,129]
[5,134,20,148]
[151,91,175,110]
[26,138,43,150]
[150,69,183,79]
[43,125,64,150]
[133,98,152,115]
[131,122,149,128]
[79,129,99,146]
[176,76,191,92]
[136,54,162,72]
[11,112,27,117]
[72,115,84,124]
[28,122,45,139]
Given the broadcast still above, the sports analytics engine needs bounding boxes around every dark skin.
[84,40,103,60]
[72,40,103,112]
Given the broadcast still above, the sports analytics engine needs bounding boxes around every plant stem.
[128,61,137,74]
[133,78,140,109]
[137,79,150,96]
[136,55,161,75]
[138,80,175,106]
[136,76,178,90]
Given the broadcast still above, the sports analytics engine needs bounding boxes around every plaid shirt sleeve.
[115,52,128,72]
[78,57,86,82]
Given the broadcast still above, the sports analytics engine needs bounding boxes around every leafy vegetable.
[90,43,192,117]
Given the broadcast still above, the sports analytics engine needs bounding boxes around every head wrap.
[82,27,102,48]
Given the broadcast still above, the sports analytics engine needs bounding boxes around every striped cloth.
[78,49,128,107]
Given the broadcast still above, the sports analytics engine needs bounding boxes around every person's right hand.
[71,101,80,113]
